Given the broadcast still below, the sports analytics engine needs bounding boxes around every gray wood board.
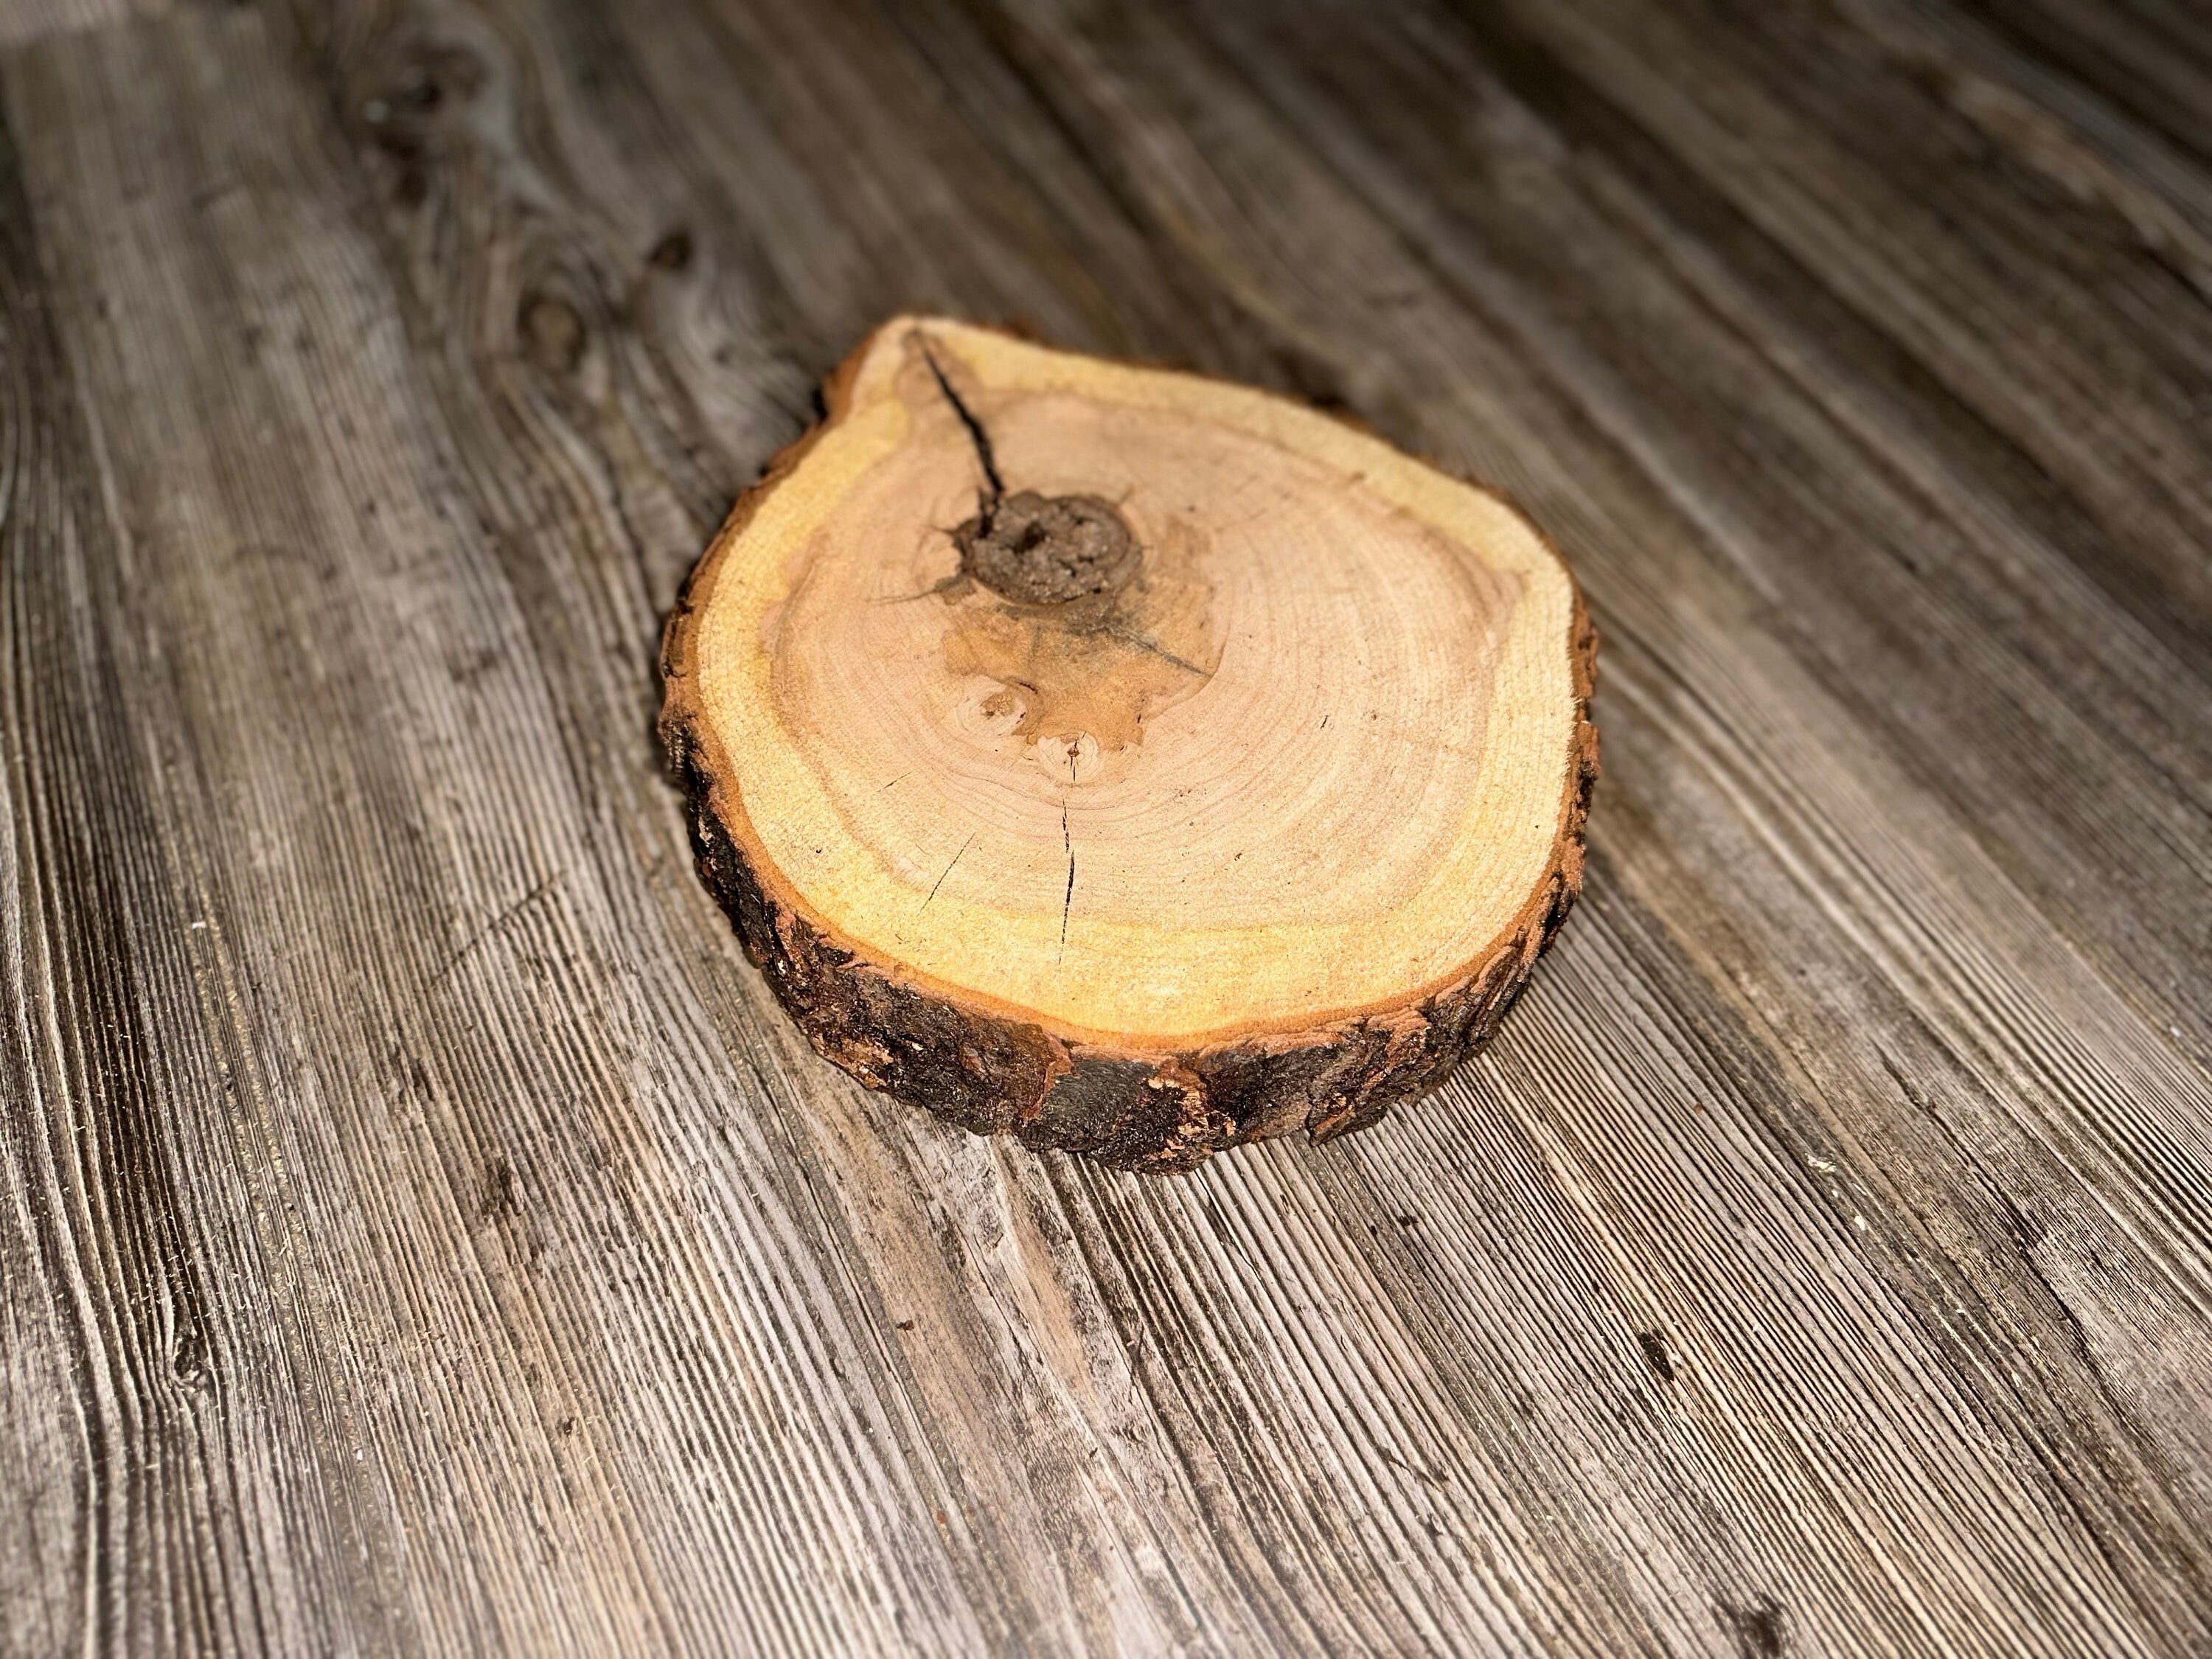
[4,0,2210,1653]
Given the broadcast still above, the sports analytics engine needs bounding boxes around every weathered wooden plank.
[307,0,2212,1655]
[1548,0,2212,635]
[0,85,188,1659]
[0,0,171,49]
[1,13,990,1655]
[2,0,2210,1654]
[1952,0,2212,180]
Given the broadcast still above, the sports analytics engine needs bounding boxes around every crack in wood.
[922,833,973,910]
[1059,802,1074,958]
[915,331,1004,524]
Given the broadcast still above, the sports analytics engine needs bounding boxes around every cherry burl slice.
[661,317,1596,1171]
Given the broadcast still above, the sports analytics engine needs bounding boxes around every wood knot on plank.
[1718,1596,1787,1659]
[356,37,486,204]
[520,293,585,375]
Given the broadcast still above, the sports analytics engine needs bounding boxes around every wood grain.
[2,0,2208,1654]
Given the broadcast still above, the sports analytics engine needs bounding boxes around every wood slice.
[661,319,1596,1171]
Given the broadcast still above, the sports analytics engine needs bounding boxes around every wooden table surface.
[6,1,2212,1654]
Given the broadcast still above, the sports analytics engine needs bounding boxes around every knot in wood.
[956,490,1137,606]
